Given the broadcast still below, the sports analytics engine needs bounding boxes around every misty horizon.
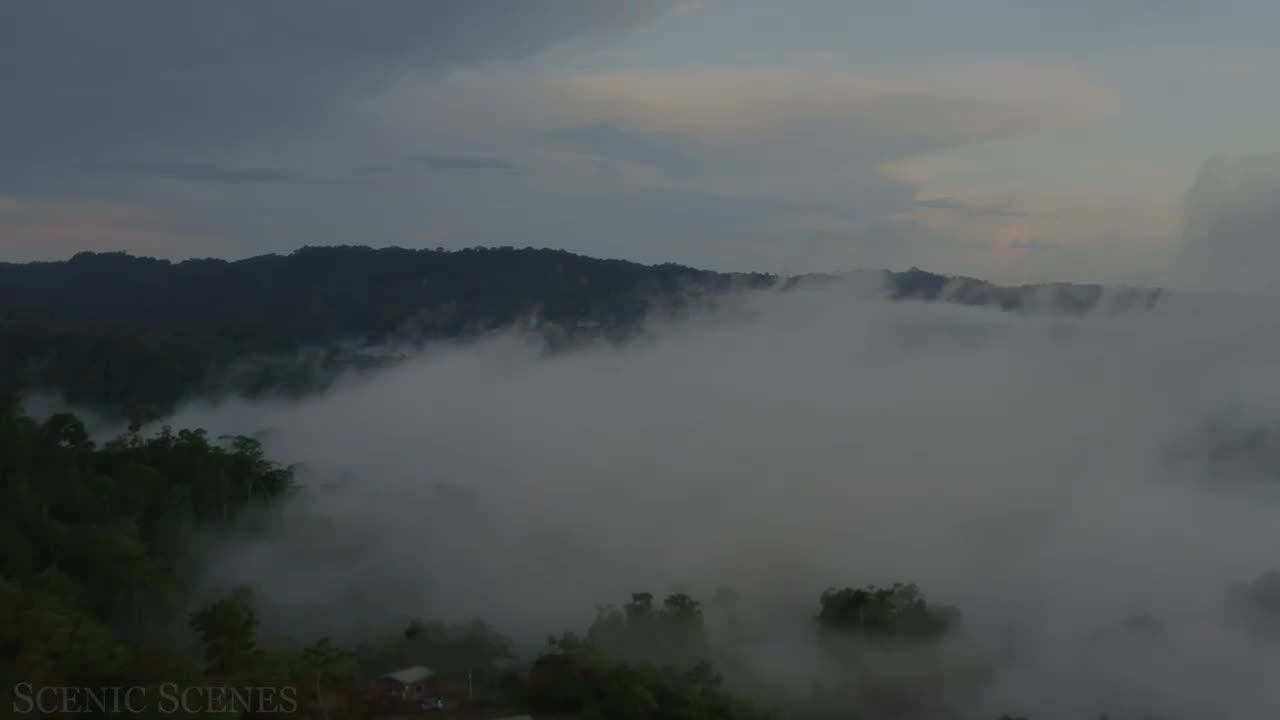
[73,274,1278,719]
[6,3,1280,719]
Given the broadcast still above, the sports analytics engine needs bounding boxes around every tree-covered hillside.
[4,355,1270,718]
[0,395,775,718]
[0,247,773,420]
[0,245,1163,420]
[0,396,990,719]
[0,391,1081,719]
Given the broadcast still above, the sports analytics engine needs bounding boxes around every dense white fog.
[155,278,1280,718]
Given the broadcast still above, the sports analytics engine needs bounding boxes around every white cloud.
[0,1,680,187]
[1177,154,1280,293]
[154,280,1280,718]
[343,60,1117,276]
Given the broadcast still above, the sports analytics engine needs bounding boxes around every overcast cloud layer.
[10,4,1280,717]
[140,282,1280,719]
[3,1,1280,284]
[0,1,675,181]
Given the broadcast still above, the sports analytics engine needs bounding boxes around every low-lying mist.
[158,277,1280,718]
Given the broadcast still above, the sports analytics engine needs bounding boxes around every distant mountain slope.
[0,245,1163,419]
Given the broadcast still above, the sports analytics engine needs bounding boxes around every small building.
[373,665,435,702]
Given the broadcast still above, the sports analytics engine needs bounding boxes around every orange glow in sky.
[990,219,1033,269]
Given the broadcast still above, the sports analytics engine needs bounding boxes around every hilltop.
[0,245,1163,418]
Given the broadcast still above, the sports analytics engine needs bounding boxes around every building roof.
[381,666,434,685]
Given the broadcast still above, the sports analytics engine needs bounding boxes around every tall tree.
[189,588,264,680]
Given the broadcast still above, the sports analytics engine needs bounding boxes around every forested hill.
[0,245,1163,419]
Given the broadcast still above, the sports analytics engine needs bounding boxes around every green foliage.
[360,617,515,705]
[0,246,776,419]
[291,638,361,719]
[817,582,961,645]
[528,633,770,720]
[522,592,773,719]
[0,401,295,690]
[189,588,265,680]
[2,245,1154,420]
[0,575,131,686]
[0,395,1203,720]
[588,591,714,668]
[812,583,965,719]
[0,396,782,719]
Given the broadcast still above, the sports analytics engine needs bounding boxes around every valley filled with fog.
[138,277,1280,719]
[10,2,1280,717]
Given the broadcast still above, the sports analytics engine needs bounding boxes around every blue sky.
[2,0,1278,288]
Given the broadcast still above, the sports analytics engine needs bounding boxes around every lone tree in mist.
[587,591,713,668]
[292,638,359,720]
[527,632,769,720]
[816,583,961,644]
[813,583,964,719]
[189,587,264,680]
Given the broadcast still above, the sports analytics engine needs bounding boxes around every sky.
[3,0,1280,287]
[11,5,1280,715]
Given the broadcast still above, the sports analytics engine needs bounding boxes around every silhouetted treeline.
[0,246,1162,421]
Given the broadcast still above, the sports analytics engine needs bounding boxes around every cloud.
[333,62,1094,275]
[542,122,696,177]
[410,154,525,174]
[382,61,1108,186]
[1007,239,1062,251]
[151,280,1280,718]
[549,63,1108,145]
[83,160,295,185]
[0,1,681,187]
[912,197,1026,218]
[1177,154,1280,293]
[374,61,1107,275]
[0,1,1122,280]
[0,196,211,261]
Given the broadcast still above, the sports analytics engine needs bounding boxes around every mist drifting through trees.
[110,274,1280,719]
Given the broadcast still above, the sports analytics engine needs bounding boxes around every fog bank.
[163,279,1280,718]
